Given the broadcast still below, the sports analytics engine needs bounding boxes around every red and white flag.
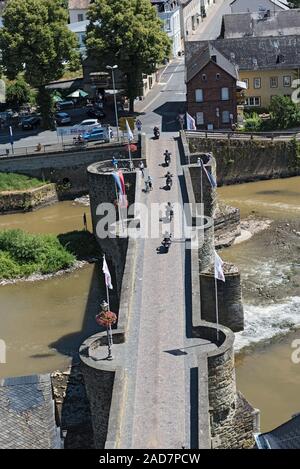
[103,256,113,290]
[214,250,225,282]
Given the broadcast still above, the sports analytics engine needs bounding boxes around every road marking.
[142,63,182,112]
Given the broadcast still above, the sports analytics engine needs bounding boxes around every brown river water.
[0,201,104,378]
[219,176,300,432]
[0,179,299,433]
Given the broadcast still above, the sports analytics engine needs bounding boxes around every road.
[190,0,231,41]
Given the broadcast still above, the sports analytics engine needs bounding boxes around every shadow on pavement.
[153,101,186,132]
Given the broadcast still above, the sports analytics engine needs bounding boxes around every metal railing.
[0,135,137,159]
[185,130,300,142]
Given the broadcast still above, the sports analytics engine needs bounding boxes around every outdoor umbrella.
[52,95,63,103]
[67,89,89,98]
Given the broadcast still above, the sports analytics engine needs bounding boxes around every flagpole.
[214,275,220,343]
[114,179,124,234]
[103,254,113,360]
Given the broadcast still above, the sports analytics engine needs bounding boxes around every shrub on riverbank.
[0,229,75,279]
[0,173,47,191]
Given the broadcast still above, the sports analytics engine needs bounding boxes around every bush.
[0,229,75,279]
[244,113,263,132]
[0,173,47,191]
[269,96,300,129]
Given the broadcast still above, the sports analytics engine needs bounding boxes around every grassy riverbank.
[0,173,47,191]
[0,229,101,280]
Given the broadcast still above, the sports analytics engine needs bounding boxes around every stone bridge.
[79,133,259,449]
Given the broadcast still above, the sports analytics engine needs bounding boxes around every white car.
[74,119,101,128]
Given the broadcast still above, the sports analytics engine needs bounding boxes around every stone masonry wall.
[200,267,244,332]
[0,144,139,198]
[88,164,137,294]
[0,183,58,213]
[80,362,115,449]
[188,137,300,185]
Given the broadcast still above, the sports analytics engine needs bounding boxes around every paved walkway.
[131,138,187,449]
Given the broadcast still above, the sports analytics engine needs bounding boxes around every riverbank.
[0,229,101,283]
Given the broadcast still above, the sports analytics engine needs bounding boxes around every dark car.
[21,116,41,130]
[87,108,106,119]
[55,112,71,126]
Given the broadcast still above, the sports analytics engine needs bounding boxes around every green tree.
[0,0,80,129]
[6,76,33,109]
[269,96,300,129]
[289,1,300,7]
[86,0,171,112]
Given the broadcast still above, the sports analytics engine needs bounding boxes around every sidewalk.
[187,0,231,41]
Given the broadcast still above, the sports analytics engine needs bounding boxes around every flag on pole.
[103,256,113,290]
[118,170,128,208]
[200,158,217,189]
[126,119,134,141]
[214,250,225,282]
[118,170,126,195]
[112,172,128,208]
[9,126,14,145]
[186,112,196,131]
[112,172,123,193]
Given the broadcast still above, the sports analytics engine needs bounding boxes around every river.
[218,176,300,432]
[0,201,104,379]
[0,182,299,433]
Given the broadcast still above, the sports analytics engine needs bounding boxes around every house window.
[222,111,230,124]
[196,112,204,125]
[216,73,220,80]
[202,74,207,81]
[243,78,249,88]
[78,13,84,21]
[270,77,278,88]
[253,78,261,89]
[221,87,229,100]
[245,96,261,107]
[283,76,291,87]
[165,19,171,31]
[195,89,203,102]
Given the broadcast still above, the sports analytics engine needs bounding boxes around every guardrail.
[0,135,138,159]
[185,130,300,141]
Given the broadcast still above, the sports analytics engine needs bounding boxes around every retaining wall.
[0,183,58,213]
[186,134,300,185]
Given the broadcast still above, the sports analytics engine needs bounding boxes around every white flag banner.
[126,119,134,141]
[186,112,196,131]
[103,256,113,290]
[214,250,225,282]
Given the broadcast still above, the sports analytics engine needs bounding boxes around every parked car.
[87,108,106,119]
[72,119,101,131]
[21,116,41,130]
[55,112,71,125]
[56,100,74,110]
[83,127,110,143]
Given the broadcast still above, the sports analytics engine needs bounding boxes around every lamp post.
[106,65,120,142]
[96,299,117,360]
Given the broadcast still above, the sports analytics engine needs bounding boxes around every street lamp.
[106,65,120,142]
[96,299,117,360]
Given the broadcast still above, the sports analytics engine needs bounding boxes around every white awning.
[237,80,248,90]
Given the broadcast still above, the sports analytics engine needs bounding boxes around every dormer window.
[202,74,207,81]
[216,73,220,80]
